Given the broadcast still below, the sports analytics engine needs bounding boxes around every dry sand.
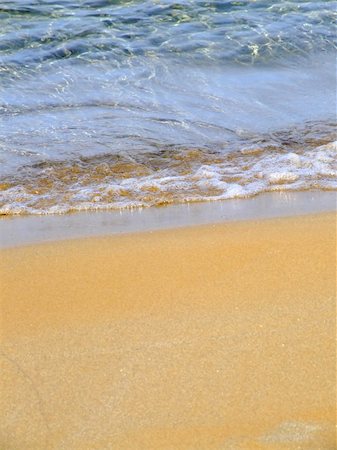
[0,212,336,449]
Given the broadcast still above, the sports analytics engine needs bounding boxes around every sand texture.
[0,212,336,449]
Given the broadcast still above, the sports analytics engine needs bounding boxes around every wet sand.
[0,212,336,449]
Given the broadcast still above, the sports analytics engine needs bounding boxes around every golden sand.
[0,212,336,449]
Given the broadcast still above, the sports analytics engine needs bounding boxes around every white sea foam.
[0,134,336,215]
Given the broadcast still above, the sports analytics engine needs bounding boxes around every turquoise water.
[0,0,336,214]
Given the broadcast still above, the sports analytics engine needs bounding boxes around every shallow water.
[0,0,336,214]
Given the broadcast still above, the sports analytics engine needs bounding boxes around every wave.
[1,122,335,215]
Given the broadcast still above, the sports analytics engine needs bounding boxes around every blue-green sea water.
[0,0,336,214]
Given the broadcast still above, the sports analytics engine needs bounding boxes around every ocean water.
[0,0,336,214]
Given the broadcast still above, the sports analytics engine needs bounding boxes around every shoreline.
[0,190,336,248]
[1,211,336,449]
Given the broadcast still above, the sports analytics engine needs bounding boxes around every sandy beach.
[0,211,336,449]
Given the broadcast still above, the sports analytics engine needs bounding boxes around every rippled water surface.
[0,0,336,214]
